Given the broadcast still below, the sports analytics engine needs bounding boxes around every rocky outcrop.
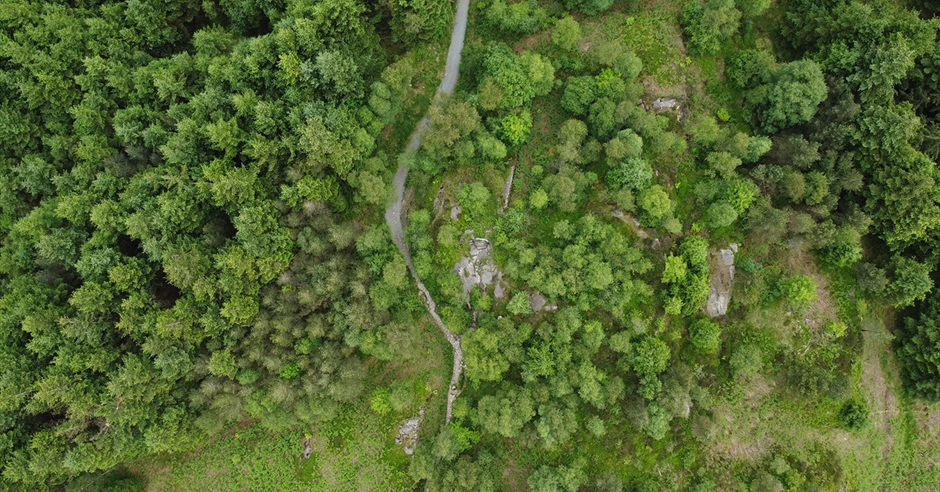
[706,243,737,317]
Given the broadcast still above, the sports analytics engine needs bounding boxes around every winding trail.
[384,0,469,426]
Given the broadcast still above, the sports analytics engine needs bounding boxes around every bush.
[390,381,415,412]
[689,319,722,352]
[637,185,674,226]
[606,157,653,191]
[838,400,869,430]
[507,291,533,316]
[370,388,392,415]
[730,344,762,378]
[704,201,738,229]
[779,274,817,307]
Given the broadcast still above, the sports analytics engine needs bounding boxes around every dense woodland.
[1,0,940,490]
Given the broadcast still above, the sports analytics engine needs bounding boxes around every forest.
[1,0,939,490]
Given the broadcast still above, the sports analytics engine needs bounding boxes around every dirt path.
[859,316,899,459]
[384,0,469,426]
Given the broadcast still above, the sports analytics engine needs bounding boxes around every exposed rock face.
[501,165,515,211]
[453,236,507,304]
[706,244,737,317]
[395,406,426,455]
[653,97,680,110]
[528,292,557,313]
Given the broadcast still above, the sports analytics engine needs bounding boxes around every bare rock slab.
[706,245,737,318]
[453,236,507,304]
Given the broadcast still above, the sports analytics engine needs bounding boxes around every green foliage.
[483,43,555,110]
[730,344,763,378]
[857,263,888,296]
[558,119,589,162]
[484,0,550,35]
[389,381,415,413]
[838,400,869,430]
[681,0,742,56]
[886,255,934,308]
[553,17,582,51]
[7,0,940,487]
[750,472,785,492]
[541,165,598,213]
[758,60,828,133]
[456,182,493,220]
[689,319,722,352]
[588,98,618,139]
[633,336,671,378]
[279,363,301,380]
[737,0,771,17]
[780,274,818,307]
[477,385,536,437]
[464,316,531,383]
[563,0,614,16]
[704,201,738,229]
[370,388,392,416]
[561,76,597,115]
[386,0,452,45]
[581,416,606,439]
[530,188,549,209]
[644,402,672,440]
[607,158,653,191]
[899,304,940,399]
[208,350,238,378]
[535,401,579,448]
[138,417,411,491]
[662,236,711,315]
[637,185,674,226]
[501,110,533,145]
[527,463,587,492]
[662,254,688,284]
[370,60,416,125]
[507,291,533,316]
[422,97,482,166]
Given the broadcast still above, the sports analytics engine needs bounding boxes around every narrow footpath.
[384,0,470,425]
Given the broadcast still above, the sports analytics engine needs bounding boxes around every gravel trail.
[384,0,470,425]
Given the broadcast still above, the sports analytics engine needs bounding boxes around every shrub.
[838,400,869,430]
[730,344,762,378]
[689,319,722,352]
[279,362,301,380]
[780,274,817,307]
[370,388,392,415]
[507,291,533,316]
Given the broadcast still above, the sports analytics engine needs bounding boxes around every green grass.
[136,407,415,491]
[619,7,687,88]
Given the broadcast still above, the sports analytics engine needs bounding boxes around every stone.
[706,246,736,317]
[653,98,679,110]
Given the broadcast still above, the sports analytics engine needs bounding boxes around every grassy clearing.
[838,312,940,491]
[136,410,410,492]
[619,6,687,89]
